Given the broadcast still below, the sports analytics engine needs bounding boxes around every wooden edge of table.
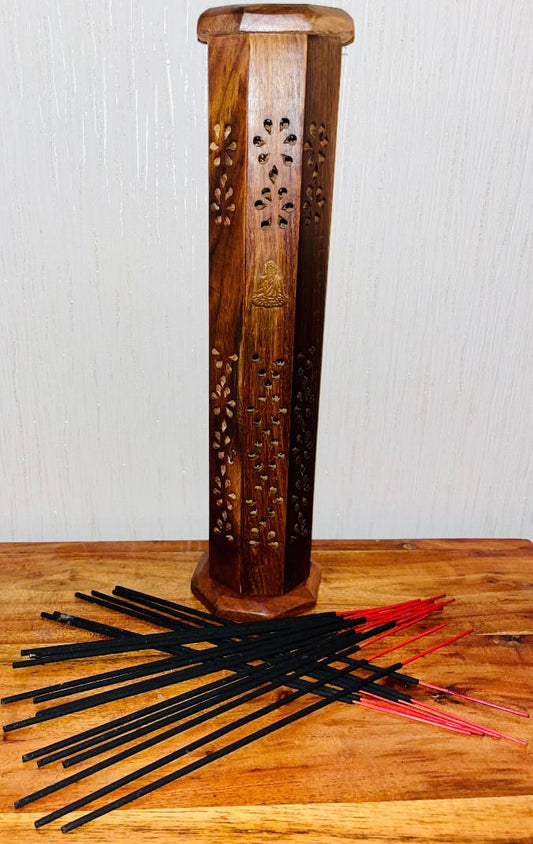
[1,796,533,843]
[0,536,530,555]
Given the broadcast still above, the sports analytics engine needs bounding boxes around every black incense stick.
[34,624,448,769]
[6,621,392,733]
[18,638,396,811]
[38,631,368,767]
[15,612,359,665]
[34,659,402,829]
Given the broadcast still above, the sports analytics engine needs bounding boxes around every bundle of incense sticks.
[2,587,528,833]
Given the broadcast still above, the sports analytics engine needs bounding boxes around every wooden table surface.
[0,538,532,843]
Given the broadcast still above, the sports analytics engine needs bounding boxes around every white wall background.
[0,0,531,542]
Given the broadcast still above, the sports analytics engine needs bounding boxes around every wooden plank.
[1,797,532,843]
[284,35,343,589]
[0,539,531,842]
[240,32,307,596]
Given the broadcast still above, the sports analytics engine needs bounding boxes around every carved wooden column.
[191,5,354,620]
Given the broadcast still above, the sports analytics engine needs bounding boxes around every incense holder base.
[191,552,321,622]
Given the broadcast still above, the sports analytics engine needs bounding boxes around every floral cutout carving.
[303,121,328,224]
[210,123,236,167]
[304,122,328,178]
[254,186,295,229]
[253,117,297,168]
[210,123,237,226]
[211,348,238,542]
[251,260,288,308]
[253,117,297,229]
[302,184,326,226]
[245,354,288,549]
[211,173,235,226]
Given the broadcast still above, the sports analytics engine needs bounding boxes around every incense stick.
[15,612,359,665]
[19,642,400,812]
[5,624,376,732]
[36,659,403,830]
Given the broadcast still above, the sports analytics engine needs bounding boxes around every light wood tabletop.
[1,538,532,843]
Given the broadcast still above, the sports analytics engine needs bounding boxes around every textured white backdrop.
[1,0,531,541]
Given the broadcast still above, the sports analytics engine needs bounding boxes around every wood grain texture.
[192,550,321,620]
[1,539,532,842]
[202,14,351,607]
[285,35,343,589]
[0,1,532,545]
[207,33,249,592]
[240,31,307,596]
[197,4,355,44]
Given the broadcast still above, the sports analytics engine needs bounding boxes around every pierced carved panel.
[303,121,328,225]
[211,172,235,226]
[210,123,237,226]
[289,347,318,544]
[303,122,328,178]
[245,353,288,549]
[302,184,326,226]
[210,122,237,167]
[253,117,297,229]
[210,348,238,543]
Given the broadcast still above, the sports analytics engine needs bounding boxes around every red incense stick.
[364,623,449,661]
[358,695,477,736]
[401,629,474,665]
[359,691,527,746]
[341,594,449,620]
[415,680,529,718]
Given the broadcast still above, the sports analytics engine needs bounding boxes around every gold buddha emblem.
[252,260,289,308]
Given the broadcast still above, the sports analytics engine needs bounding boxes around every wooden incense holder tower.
[191,5,354,620]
